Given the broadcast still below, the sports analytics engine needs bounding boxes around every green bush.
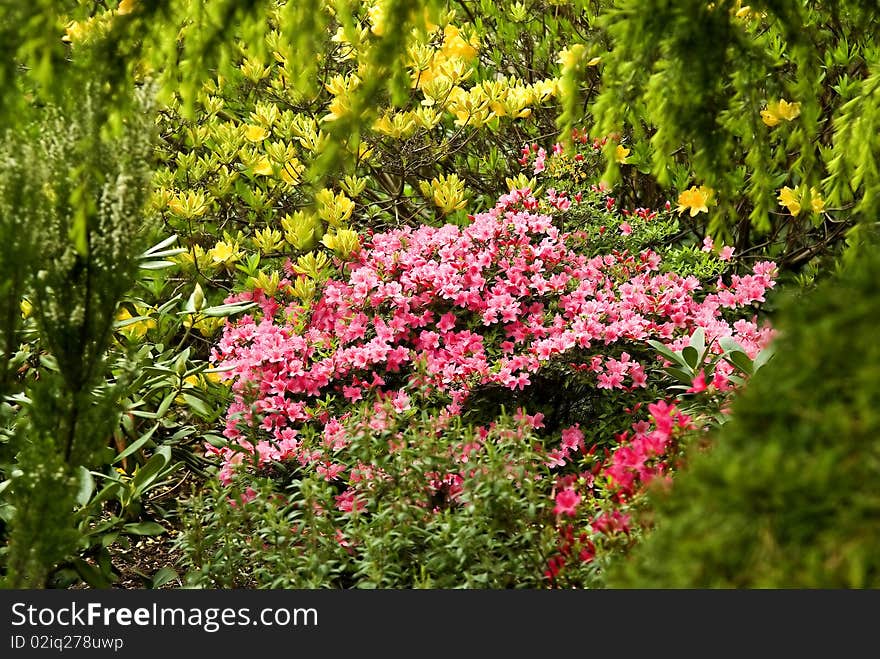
[176,407,570,589]
[607,241,880,588]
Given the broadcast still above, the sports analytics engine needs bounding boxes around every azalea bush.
[178,395,698,588]
[7,0,862,591]
[208,185,775,477]
[174,180,778,586]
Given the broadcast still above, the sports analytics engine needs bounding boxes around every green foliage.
[2,0,870,591]
[591,0,879,267]
[177,408,567,588]
[0,84,158,587]
[608,237,880,588]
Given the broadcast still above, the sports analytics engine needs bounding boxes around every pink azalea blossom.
[554,489,581,516]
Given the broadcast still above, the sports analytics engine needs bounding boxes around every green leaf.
[122,522,166,536]
[718,336,747,355]
[73,558,114,589]
[724,350,754,376]
[689,327,706,354]
[141,234,180,257]
[69,208,89,257]
[75,466,95,507]
[647,339,688,368]
[664,366,695,385]
[151,567,179,588]
[139,259,179,270]
[682,345,700,369]
[203,434,226,448]
[156,390,176,418]
[130,446,172,494]
[182,393,211,418]
[114,423,160,464]
[753,345,776,371]
[199,302,258,317]
[115,314,153,329]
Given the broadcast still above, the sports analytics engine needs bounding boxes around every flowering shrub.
[211,186,775,472]
[179,396,696,588]
[195,183,777,584]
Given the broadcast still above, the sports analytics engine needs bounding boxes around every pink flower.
[209,164,778,514]
[554,489,581,516]
[545,449,567,469]
[719,245,735,261]
[686,370,708,394]
[560,425,584,452]
[620,221,632,235]
[702,236,714,252]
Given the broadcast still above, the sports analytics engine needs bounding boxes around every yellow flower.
[777,186,801,216]
[615,144,630,164]
[116,307,156,340]
[676,185,714,217]
[761,99,801,127]
[556,45,585,70]
[280,159,304,186]
[20,298,32,319]
[441,25,478,61]
[252,157,274,176]
[183,315,226,339]
[809,187,825,214]
[62,20,88,44]
[778,186,825,216]
[321,229,361,259]
[776,99,801,121]
[367,2,386,36]
[760,108,780,127]
[117,0,137,15]
[586,56,602,66]
[244,124,269,142]
[208,240,241,268]
[167,191,209,219]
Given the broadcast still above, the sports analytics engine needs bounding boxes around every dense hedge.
[608,243,880,588]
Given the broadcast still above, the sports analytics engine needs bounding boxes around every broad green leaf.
[138,259,179,270]
[75,466,95,507]
[647,339,689,368]
[73,558,114,589]
[122,522,167,536]
[151,567,179,588]
[130,445,172,494]
[724,350,754,376]
[682,345,700,369]
[753,345,776,371]
[718,336,748,355]
[182,392,211,418]
[689,327,706,354]
[114,423,160,464]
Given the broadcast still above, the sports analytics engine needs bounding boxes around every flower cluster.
[208,187,776,485]
[544,400,694,583]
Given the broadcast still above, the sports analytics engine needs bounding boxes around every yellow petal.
[253,157,274,176]
[809,187,825,214]
[244,124,269,142]
[777,187,801,216]
[760,109,780,127]
[777,99,801,121]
